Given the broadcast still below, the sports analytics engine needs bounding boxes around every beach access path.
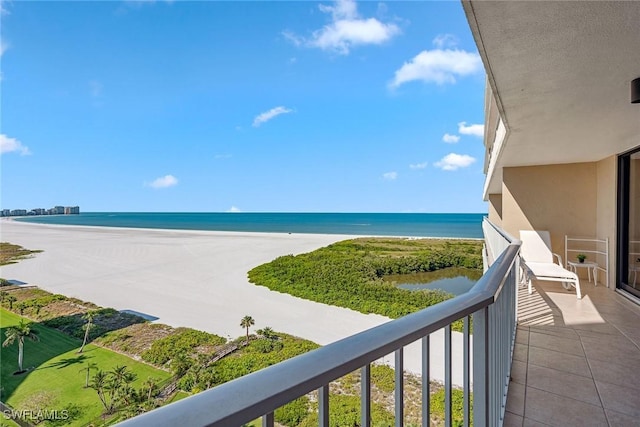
[0,220,469,384]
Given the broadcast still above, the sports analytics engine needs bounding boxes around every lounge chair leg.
[528,277,533,295]
[575,279,582,299]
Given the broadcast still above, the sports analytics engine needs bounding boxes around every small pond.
[384,267,482,296]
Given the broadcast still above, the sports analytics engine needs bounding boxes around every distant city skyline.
[1,0,487,213]
[1,205,80,216]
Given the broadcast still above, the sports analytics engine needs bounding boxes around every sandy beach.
[0,220,469,384]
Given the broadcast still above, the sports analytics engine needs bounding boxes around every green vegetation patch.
[249,238,483,321]
[0,242,42,266]
[0,309,170,427]
[177,332,320,393]
[298,394,394,427]
[141,328,227,367]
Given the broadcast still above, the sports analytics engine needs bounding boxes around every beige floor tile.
[510,359,527,384]
[574,329,626,344]
[522,418,551,427]
[588,358,640,392]
[579,332,637,348]
[513,277,640,426]
[596,380,640,418]
[503,411,524,427]
[506,381,525,416]
[526,365,600,405]
[529,331,585,357]
[600,311,640,326]
[624,332,640,347]
[527,346,591,378]
[581,337,640,364]
[605,409,640,427]
[513,343,529,363]
[612,323,640,340]
[570,322,622,336]
[524,387,607,427]
[515,329,530,345]
[528,325,580,340]
[590,302,630,315]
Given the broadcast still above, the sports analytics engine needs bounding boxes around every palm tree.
[143,377,158,402]
[240,315,255,343]
[259,326,277,341]
[78,310,98,353]
[2,320,40,372]
[15,301,26,315]
[5,295,17,310]
[90,370,110,412]
[79,362,99,388]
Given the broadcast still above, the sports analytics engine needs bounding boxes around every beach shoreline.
[0,219,470,383]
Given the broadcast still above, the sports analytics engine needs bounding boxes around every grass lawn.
[0,308,171,426]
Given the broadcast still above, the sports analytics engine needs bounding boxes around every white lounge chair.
[520,230,581,299]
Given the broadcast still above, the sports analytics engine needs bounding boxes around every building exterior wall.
[596,156,617,287]
[501,163,598,266]
[488,194,503,226]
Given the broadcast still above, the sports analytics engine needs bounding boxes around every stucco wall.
[596,156,616,287]
[488,194,503,226]
[501,163,598,267]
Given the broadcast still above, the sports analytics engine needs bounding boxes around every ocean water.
[15,212,485,238]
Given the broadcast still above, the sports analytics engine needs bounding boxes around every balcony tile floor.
[505,278,640,427]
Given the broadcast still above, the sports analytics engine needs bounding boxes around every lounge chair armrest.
[553,252,564,266]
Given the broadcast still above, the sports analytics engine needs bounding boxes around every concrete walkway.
[505,279,640,426]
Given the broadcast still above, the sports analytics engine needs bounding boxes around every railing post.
[262,412,274,427]
[318,385,329,427]
[444,325,452,427]
[361,364,371,427]
[473,306,489,427]
[463,316,470,427]
[395,348,404,427]
[421,336,430,427]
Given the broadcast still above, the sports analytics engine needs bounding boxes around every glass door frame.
[617,145,640,297]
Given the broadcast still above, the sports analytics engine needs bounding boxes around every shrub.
[248,238,482,331]
[275,396,310,426]
[142,328,226,366]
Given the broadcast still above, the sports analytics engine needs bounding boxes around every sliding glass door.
[619,147,640,297]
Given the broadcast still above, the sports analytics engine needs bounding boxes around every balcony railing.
[119,220,520,427]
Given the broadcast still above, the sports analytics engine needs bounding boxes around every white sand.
[0,220,469,384]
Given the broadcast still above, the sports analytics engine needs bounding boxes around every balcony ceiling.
[464,1,640,195]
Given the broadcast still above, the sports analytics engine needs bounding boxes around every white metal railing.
[483,217,517,266]
[118,226,521,427]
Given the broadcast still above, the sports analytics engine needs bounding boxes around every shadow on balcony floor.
[506,279,640,426]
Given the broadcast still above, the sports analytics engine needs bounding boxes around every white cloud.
[0,134,31,156]
[252,106,293,127]
[382,171,398,180]
[284,0,400,55]
[409,162,428,170]
[389,48,482,88]
[319,0,358,20]
[227,206,241,213]
[147,174,178,189]
[432,34,458,49]
[282,31,303,47]
[434,153,476,171]
[442,133,460,144]
[458,121,484,137]
[0,40,9,57]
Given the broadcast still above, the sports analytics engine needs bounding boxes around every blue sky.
[1,0,487,213]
